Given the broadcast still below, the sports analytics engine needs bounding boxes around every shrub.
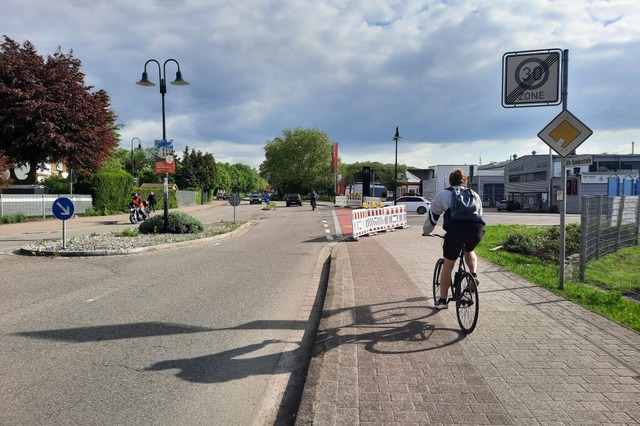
[138,211,204,234]
[0,213,28,224]
[80,171,135,213]
[41,175,70,194]
[502,224,581,261]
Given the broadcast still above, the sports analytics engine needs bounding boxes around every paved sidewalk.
[296,208,640,425]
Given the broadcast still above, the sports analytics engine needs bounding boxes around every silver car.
[385,196,431,214]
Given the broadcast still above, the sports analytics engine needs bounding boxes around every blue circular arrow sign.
[52,197,75,220]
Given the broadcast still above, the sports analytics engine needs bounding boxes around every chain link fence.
[579,195,640,297]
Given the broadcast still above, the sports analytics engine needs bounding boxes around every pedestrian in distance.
[147,192,156,213]
[422,168,485,309]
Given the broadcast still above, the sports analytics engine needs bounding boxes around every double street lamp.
[130,137,141,177]
[136,59,189,232]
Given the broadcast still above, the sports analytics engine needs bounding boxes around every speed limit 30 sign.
[502,49,562,107]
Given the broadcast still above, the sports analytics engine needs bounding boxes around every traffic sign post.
[228,194,241,223]
[502,49,562,107]
[52,197,75,249]
[154,139,175,233]
[502,48,585,291]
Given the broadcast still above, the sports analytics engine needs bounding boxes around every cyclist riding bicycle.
[309,189,318,209]
[422,168,485,309]
[130,193,148,221]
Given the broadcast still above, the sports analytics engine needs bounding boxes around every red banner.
[332,142,338,174]
[155,159,175,174]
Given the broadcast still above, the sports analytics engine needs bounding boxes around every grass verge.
[476,225,640,333]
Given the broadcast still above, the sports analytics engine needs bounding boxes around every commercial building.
[408,153,639,214]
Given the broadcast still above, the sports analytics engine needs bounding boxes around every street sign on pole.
[52,197,75,249]
[502,49,562,107]
[52,197,75,220]
[538,110,593,158]
[154,139,176,174]
[228,194,241,223]
[565,155,593,167]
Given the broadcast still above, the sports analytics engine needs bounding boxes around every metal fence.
[0,194,93,218]
[176,190,197,207]
[0,191,199,219]
[578,195,640,295]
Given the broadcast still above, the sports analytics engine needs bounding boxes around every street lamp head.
[136,71,156,86]
[170,70,189,86]
[393,126,401,141]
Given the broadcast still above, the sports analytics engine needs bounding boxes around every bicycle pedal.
[459,299,474,307]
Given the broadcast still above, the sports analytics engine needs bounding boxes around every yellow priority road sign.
[538,110,592,158]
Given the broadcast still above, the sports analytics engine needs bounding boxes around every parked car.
[285,193,303,207]
[496,199,508,211]
[384,196,431,214]
[506,200,521,211]
[249,192,263,204]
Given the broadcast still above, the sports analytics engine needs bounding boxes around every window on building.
[566,179,578,196]
[621,161,640,171]
[597,161,618,172]
[534,171,546,180]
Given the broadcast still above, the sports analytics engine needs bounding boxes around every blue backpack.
[448,187,481,221]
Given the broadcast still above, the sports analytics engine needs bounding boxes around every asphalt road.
[0,201,334,425]
[0,203,579,425]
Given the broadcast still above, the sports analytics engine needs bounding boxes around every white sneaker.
[435,298,449,310]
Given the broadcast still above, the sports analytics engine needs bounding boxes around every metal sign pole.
[559,157,567,289]
[558,49,569,290]
[62,220,67,250]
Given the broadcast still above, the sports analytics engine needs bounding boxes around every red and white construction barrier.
[350,205,407,239]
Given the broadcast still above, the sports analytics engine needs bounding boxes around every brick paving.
[296,208,640,425]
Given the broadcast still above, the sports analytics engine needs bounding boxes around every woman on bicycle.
[422,168,485,309]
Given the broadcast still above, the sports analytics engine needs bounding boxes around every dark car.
[506,200,521,211]
[249,192,263,204]
[285,193,302,207]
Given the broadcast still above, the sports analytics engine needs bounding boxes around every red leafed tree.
[0,152,12,189]
[0,36,119,184]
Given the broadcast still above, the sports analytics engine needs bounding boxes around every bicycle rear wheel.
[456,272,479,334]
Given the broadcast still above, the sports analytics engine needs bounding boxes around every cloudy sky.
[2,0,639,170]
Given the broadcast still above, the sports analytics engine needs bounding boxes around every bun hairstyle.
[449,168,467,187]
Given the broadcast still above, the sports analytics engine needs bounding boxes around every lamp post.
[393,126,401,205]
[136,59,189,232]
[131,137,141,177]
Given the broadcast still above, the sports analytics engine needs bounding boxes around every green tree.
[215,163,233,193]
[0,36,119,183]
[260,127,333,195]
[175,146,217,193]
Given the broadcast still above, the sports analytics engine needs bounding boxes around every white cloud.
[2,0,639,170]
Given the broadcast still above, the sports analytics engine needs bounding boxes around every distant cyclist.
[309,189,318,210]
[131,193,148,221]
[422,168,485,309]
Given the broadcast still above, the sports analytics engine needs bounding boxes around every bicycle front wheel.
[432,258,444,303]
[456,272,479,334]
